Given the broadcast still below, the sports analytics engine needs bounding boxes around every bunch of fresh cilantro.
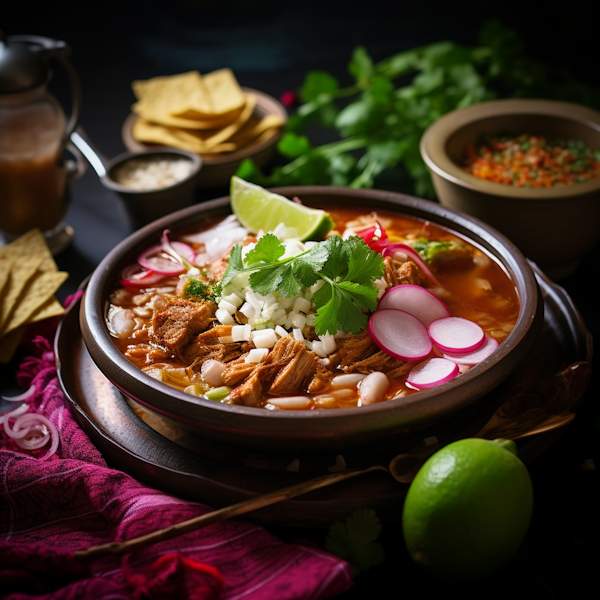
[236,20,600,199]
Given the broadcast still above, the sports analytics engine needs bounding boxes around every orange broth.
[108,207,520,408]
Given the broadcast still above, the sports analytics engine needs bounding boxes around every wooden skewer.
[74,464,388,561]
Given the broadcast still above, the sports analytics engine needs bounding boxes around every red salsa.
[460,134,600,187]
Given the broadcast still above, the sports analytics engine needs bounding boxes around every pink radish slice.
[428,316,485,353]
[368,309,433,361]
[120,264,167,287]
[382,243,443,288]
[406,357,459,389]
[443,335,499,365]
[378,284,451,326]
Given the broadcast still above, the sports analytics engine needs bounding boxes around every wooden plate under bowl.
[122,88,287,189]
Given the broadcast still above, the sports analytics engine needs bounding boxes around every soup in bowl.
[80,185,543,451]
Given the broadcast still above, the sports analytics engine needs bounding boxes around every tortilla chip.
[0,254,43,332]
[132,69,247,128]
[228,113,285,147]
[0,229,57,273]
[184,93,257,148]
[0,257,12,306]
[132,101,244,130]
[1,270,68,336]
[132,94,259,154]
[181,68,247,119]
[0,325,25,364]
[28,297,65,323]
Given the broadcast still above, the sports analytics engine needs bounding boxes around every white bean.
[267,396,312,410]
[358,372,390,405]
[330,373,367,389]
[201,360,227,386]
[110,309,136,339]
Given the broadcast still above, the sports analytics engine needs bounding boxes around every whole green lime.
[402,438,533,582]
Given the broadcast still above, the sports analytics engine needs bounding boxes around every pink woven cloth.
[0,293,353,600]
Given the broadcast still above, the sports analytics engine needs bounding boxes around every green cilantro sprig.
[235,20,600,198]
[325,508,385,575]
[221,234,384,336]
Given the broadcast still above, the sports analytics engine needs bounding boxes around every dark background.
[2,3,599,598]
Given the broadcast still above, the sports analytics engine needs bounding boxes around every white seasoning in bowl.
[112,155,194,190]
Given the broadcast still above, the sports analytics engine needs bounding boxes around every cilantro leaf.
[325,508,385,575]
[248,265,287,296]
[344,236,385,286]
[245,234,285,266]
[220,243,244,288]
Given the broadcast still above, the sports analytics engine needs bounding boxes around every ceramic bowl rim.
[420,98,600,200]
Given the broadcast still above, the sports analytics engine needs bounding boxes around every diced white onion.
[291,313,306,329]
[275,325,289,338]
[292,328,304,341]
[215,308,235,325]
[320,334,336,355]
[293,297,312,314]
[312,341,326,357]
[223,293,243,308]
[239,302,257,319]
[245,348,269,363]
[253,329,278,348]
[218,299,238,315]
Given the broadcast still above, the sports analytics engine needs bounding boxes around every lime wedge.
[230,176,334,241]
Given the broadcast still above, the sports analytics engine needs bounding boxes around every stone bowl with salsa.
[420,98,600,280]
[79,185,543,452]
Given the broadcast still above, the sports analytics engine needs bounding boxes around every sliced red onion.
[378,284,451,326]
[443,335,499,365]
[0,403,29,426]
[428,316,485,353]
[160,230,196,263]
[368,309,433,361]
[1,384,36,402]
[406,357,459,389]
[119,265,168,287]
[6,412,59,460]
[382,243,443,288]
[137,244,186,275]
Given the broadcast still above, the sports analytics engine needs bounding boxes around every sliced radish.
[137,244,186,275]
[406,357,459,389]
[378,284,451,326]
[443,335,499,365]
[382,243,442,288]
[428,316,485,353]
[368,309,433,361]
[119,264,167,287]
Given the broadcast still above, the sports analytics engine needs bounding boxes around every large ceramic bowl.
[420,98,600,280]
[80,186,544,452]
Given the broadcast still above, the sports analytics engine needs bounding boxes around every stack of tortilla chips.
[130,68,285,156]
[0,230,68,363]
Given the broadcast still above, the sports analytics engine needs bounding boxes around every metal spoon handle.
[70,126,110,177]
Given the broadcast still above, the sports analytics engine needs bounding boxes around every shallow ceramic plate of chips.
[122,88,287,189]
